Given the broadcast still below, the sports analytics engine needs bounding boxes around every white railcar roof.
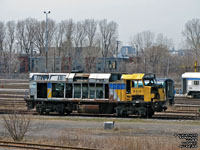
[49,73,69,76]
[66,73,75,79]
[29,73,48,78]
[182,72,200,78]
[89,73,111,79]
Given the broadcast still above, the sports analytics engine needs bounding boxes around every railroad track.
[0,108,199,120]
[0,140,98,150]
[0,81,200,120]
[174,96,200,105]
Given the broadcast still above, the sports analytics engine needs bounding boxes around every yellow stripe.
[47,89,51,98]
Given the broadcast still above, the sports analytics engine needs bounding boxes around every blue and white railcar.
[182,72,200,98]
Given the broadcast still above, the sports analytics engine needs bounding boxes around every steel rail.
[0,140,98,150]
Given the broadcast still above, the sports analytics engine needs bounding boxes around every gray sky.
[0,0,200,48]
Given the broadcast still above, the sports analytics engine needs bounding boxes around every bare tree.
[73,21,86,48]
[129,31,173,75]
[54,22,65,57]
[156,33,173,49]
[145,45,168,74]
[16,20,25,54]
[129,31,155,73]
[182,18,200,58]
[6,21,16,53]
[85,19,98,47]
[2,110,46,142]
[16,18,37,55]
[35,20,46,55]
[99,19,118,58]
[98,19,118,72]
[0,21,6,52]
[62,19,75,56]
[5,21,16,73]
[35,19,56,56]
[83,19,99,72]
[2,112,32,141]
[130,30,155,55]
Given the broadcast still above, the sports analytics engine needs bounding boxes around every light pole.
[44,11,50,72]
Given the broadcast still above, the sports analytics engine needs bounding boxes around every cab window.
[132,80,143,88]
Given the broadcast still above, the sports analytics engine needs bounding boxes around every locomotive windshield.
[143,74,156,86]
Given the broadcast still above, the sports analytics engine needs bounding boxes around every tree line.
[0,18,199,77]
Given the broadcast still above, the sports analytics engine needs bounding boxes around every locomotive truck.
[25,73,170,117]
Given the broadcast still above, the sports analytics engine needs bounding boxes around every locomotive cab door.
[126,80,132,101]
[182,78,187,94]
[37,83,47,98]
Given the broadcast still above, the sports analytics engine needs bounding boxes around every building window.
[194,81,199,85]
[108,61,117,69]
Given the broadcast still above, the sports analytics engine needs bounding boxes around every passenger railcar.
[182,72,200,98]
[25,73,168,117]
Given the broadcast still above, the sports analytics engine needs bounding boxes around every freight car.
[25,73,168,117]
[182,72,200,98]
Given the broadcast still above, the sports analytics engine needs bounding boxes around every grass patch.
[33,115,200,126]
[21,131,190,150]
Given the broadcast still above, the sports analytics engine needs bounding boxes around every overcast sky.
[0,0,200,48]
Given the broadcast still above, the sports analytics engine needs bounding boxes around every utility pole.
[44,11,51,73]
[116,41,120,57]
[116,41,120,71]
[30,42,33,72]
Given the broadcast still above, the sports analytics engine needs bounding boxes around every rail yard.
[0,78,200,120]
[0,77,200,150]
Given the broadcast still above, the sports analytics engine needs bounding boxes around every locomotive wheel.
[39,107,45,115]
[36,104,45,115]
[57,104,65,115]
[58,110,65,115]
[141,109,154,118]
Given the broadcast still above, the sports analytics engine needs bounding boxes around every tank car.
[25,73,167,117]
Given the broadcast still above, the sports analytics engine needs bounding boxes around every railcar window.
[138,80,143,87]
[52,83,64,98]
[194,81,199,85]
[96,84,103,99]
[66,84,72,98]
[132,80,143,88]
[37,83,47,98]
[105,84,109,98]
[50,75,66,81]
[59,75,66,81]
[89,84,95,99]
[74,84,81,98]
[42,75,49,80]
[50,76,58,80]
[82,84,88,98]
[126,80,131,94]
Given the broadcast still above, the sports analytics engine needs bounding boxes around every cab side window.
[126,80,131,94]
[138,80,143,88]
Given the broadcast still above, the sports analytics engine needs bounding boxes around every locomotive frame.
[25,73,168,117]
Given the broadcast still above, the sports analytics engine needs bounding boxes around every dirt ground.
[0,115,200,149]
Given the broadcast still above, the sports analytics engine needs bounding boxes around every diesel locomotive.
[25,73,170,117]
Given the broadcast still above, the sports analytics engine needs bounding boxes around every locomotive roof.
[89,73,111,79]
[182,72,200,78]
[121,73,145,80]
